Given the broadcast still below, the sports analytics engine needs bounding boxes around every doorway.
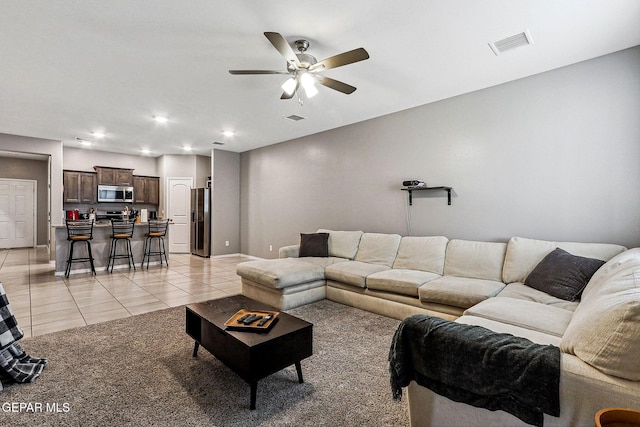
[166,177,192,253]
[0,179,36,248]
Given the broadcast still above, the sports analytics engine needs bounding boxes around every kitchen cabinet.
[133,175,160,205]
[94,166,133,186]
[63,170,97,204]
[147,176,159,205]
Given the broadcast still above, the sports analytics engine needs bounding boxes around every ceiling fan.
[229,32,369,104]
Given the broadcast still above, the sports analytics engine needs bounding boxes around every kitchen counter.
[52,221,171,275]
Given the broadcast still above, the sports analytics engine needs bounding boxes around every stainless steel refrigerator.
[190,188,211,257]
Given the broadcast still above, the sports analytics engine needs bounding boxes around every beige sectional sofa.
[236,230,640,426]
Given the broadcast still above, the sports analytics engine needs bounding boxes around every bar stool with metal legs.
[141,219,169,269]
[65,219,96,277]
[107,219,136,273]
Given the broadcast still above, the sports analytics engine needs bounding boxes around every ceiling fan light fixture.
[300,73,318,98]
[281,77,297,96]
[303,82,318,98]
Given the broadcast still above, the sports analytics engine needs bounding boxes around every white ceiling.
[1,1,639,156]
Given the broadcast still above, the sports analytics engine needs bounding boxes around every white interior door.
[167,177,192,253]
[0,179,36,249]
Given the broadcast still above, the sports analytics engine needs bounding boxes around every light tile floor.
[0,247,252,338]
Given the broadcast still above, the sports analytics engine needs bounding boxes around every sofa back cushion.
[317,229,363,260]
[392,236,448,274]
[560,248,640,381]
[502,236,626,284]
[354,233,402,267]
[444,239,507,282]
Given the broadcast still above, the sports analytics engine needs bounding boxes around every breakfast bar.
[52,221,170,275]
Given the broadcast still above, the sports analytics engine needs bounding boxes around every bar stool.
[65,219,96,277]
[107,219,136,273]
[141,219,169,269]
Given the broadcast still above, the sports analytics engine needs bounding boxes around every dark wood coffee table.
[185,295,313,410]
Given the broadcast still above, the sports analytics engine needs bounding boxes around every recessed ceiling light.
[91,131,105,138]
[140,148,151,155]
[182,146,192,151]
[153,115,169,124]
[222,130,235,137]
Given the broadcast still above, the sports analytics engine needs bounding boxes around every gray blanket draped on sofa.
[389,315,560,427]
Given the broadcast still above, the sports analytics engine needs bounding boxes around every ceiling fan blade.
[229,70,288,75]
[264,32,301,69]
[318,76,357,94]
[309,48,369,72]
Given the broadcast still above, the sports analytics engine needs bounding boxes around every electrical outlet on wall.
[269,245,273,252]
[225,240,230,247]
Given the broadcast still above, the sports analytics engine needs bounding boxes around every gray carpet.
[0,299,409,426]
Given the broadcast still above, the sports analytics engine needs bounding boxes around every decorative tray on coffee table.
[224,309,280,332]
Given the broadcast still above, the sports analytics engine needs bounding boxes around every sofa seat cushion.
[366,269,441,297]
[561,248,640,381]
[418,276,505,309]
[464,297,574,337]
[325,261,390,288]
[497,283,579,311]
[236,258,325,289]
[295,257,349,268]
[456,315,561,347]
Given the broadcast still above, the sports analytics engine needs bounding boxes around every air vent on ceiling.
[285,114,306,122]
[75,137,92,144]
[489,30,533,56]
[212,141,226,146]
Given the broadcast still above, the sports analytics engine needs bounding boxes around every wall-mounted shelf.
[402,186,452,206]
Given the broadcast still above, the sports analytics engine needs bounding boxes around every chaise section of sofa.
[236,230,363,310]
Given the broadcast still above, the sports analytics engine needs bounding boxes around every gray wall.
[63,147,157,175]
[0,157,49,245]
[240,46,640,258]
[212,149,240,255]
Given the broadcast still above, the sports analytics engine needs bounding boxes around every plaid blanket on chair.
[0,283,47,386]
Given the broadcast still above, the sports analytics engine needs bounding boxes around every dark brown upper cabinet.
[94,166,133,186]
[133,175,160,205]
[63,170,97,204]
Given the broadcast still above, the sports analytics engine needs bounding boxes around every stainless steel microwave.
[97,185,134,203]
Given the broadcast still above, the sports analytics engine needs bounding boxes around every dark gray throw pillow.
[525,247,605,301]
[299,233,329,257]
